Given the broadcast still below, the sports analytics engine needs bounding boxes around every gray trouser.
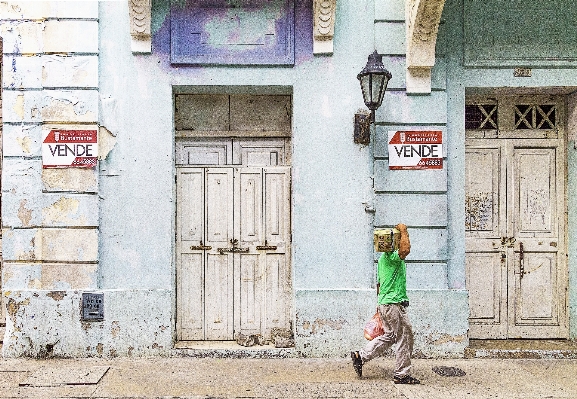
[359,303,414,378]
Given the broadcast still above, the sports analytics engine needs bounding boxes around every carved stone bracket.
[129,0,151,54]
[313,0,336,54]
[406,0,446,93]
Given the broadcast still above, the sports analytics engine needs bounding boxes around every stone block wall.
[0,2,101,357]
[372,0,467,356]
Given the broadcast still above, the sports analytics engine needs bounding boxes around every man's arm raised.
[396,223,411,260]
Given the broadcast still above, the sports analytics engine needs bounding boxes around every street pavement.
[0,356,575,398]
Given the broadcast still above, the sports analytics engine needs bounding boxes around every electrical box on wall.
[82,293,104,321]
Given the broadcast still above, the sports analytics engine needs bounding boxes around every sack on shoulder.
[363,311,384,340]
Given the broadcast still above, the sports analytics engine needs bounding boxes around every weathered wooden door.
[176,168,234,340]
[176,166,291,341]
[234,167,291,336]
[465,95,568,339]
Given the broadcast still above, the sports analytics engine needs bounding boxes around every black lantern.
[357,50,392,122]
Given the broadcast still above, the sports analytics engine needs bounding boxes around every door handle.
[256,240,277,251]
[519,241,525,278]
[190,241,212,251]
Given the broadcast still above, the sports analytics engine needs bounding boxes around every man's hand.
[396,223,411,259]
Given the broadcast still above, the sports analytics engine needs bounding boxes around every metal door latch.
[256,240,277,251]
[501,237,516,248]
[218,239,249,254]
[190,241,212,251]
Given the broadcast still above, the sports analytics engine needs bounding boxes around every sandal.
[394,375,421,384]
[350,351,363,378]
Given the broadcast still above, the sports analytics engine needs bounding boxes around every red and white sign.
[388,130,443,170]
[42,129,98,168]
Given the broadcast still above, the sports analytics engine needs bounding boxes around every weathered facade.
[0,0,576,358]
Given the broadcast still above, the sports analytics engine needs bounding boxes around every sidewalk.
[0,356,575,398]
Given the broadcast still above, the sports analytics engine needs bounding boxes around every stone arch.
[406,0,446,93]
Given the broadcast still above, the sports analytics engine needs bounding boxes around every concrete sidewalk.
[0,356,575,398]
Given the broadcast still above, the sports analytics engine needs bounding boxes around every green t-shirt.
[377,250,408,305]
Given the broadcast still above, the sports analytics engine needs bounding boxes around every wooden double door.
[465,95,568,339]
[176,166,291,341]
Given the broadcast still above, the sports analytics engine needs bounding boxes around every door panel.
[513,147,557,237]
[179,169,204,242]
[205,253,234,339]
[233,167,292,336]
[265,254,289,330]
[205,169,234,339]
[465,146,503,238]
[515,252,556,320]
[176,141,232,166]
[235,168,264,335]
[465,142,507,338]
[466,252,507,338]
[233,139,288,166]
[176,169,205,340]
[178,253,204,340]
[508,144,565,338]
[262,168,291,332]
[206,169,233,244]
[237,169,263,245]
[237,254,263,335]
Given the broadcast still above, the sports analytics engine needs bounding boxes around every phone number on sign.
[72,158,97,166]
[417,158,443,167]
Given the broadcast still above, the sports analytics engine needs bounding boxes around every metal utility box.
[81,293,104,321]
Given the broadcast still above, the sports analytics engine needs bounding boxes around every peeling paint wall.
[3,290,171,357]
[0,1,103,357]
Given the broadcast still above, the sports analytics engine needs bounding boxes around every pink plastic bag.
[363,311,384,340]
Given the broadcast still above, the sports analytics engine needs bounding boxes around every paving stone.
[19,365,109,387]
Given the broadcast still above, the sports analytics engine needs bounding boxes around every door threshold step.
[465,339,577,359]
[172,341,296,358]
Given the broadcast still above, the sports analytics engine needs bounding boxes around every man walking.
[351,223,420,384]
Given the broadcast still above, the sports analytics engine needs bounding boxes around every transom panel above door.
[175,93,291,167]
[176,138,290,167]
[465,93,568,339]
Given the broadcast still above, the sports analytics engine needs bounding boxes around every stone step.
[172,340,296,358]
[465,339,577,359]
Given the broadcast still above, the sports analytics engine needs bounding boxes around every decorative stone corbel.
[406,0,446,93]
[313,0,336,54]
[129,0,151,54]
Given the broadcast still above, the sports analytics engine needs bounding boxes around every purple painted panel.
[171,0,295,65]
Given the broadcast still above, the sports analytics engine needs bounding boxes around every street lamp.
[354,51,392,144]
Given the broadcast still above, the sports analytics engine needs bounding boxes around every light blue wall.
[6,0,576,358]
[96,0,380,356]
[96,0,471,358]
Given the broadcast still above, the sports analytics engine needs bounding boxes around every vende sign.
[388,130,443,170]
[42,129,98,168]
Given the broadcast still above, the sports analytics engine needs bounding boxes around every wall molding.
[405,0,445,93]
[128,0,151,54]
[313,0,336,54]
